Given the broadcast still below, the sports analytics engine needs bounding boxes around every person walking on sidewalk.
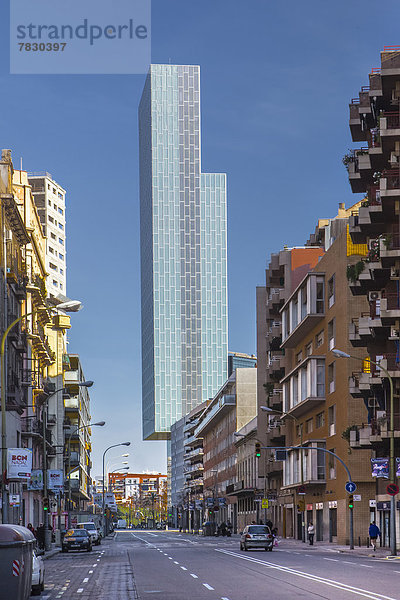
[369,521,380,551]
[307,521,315,545]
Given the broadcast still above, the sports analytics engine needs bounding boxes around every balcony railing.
[382,170,400,190]
[382,112,400,129]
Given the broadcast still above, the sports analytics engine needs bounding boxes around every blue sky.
[0,0,399,477]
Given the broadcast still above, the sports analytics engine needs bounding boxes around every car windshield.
[248,526,270,534]
[79,524,95,530]
[66,530,88,537]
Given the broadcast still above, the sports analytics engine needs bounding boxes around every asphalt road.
[35,530,400,600]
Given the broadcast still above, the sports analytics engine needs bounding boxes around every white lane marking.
[203,584,214,590]
[343,561,355,565]
[221,598,231,600]
[92,564,97,567]
[216,549,398,600]
[168,557,173,560]
[89,570,93,574]
[77,590,83,594]
[360,565,373,568]
[323,558,339,562]
[144,532,158,537]
[394,571,400,574]
[180,566,187,571]
[190,574,198,578]
[174,561,179,564]
[83,578,89,583]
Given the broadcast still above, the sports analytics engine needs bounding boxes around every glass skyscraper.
[139,64,227,440]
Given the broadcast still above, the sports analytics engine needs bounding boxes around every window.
[47,183,50,190]
[292,299,298,329]
[58,207,63,215]
[328,318,335,351]
[51,232,56,240]
[59,253,64,260]
[52,279,58,287]
[328,448,336,479]
[316,281,324,313]
[306,342,312,356]
[296,351,303,364]
[52,187,56,194]
[328,405,336,436]
[316,411,325,429]
[59,223,64,230]
[296,424,301,437]
[60,283,63,290]
[328,362,335,394]
[48,215,54,223]
[49,262,57,271]
[306,418,313,434]
[301,367,307,401]
[316,330,324,348]
[48,199,51,206]
[60,268,64,275]
[49,246,54,254]
[58,192,63,199]
[316,359,325,396]
[328,275,335,308]
[53,203,57,209]
[59,238,64,245]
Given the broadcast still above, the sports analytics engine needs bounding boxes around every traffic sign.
[298,485,306,495]
[261,499,269,509]
[387,483,399,496]
[345,481,357,493]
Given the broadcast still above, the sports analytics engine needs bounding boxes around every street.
[34,530,400,600]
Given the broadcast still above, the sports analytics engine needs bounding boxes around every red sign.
[387,484,399,496]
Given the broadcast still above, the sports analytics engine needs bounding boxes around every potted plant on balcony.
[346,260,365,283]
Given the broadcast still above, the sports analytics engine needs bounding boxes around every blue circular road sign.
[345,481,357,493]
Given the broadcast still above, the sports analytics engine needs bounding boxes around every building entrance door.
[379,511,390,547]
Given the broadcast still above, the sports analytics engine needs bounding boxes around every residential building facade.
[346,46,400,547]
[139,64,228,440]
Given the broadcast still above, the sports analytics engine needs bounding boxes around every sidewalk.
[275,537,394,558]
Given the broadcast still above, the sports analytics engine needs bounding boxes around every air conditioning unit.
[368,291,381,301]
[390,327,400,338]
[368,398,379,408]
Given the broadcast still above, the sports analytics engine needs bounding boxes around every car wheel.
[31,585,41,596]
[62,548,68,553]
[87,546,92,552]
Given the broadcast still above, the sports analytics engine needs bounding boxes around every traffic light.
[348,494,354,509]
[255,443,261,458]
[43,497,49,511]
[297,499,305,512]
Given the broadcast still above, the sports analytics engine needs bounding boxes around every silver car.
[240,525,274,551]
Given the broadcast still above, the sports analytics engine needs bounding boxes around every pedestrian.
[266,519,273,531]
[307,521,315,545]
[36,523,45,550]
[369,521,380,551]
[220,522,227,536]
[26,523,36,537]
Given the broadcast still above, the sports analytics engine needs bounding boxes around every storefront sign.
[28,469,43,490]
[7,448,32,479]
[328,501,337,509]
[354,495,362,501]
[9,494,20,506]
[48,469,63,490]
[306,504,313,511]
[316,503,323,510]
[371,458,389,479]
[218,497,226,507]
[369,499,376,508]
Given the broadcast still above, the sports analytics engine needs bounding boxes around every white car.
[31,550,45,595]
[77,522,101,545]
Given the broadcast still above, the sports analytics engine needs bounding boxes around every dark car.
[240,525,274,551]
[62,528,92,553]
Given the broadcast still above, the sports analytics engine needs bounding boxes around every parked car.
[31,550,45,595]
[62,529,92,552]
[117,519,127,529]
[77,522,101,545]
[240,525,274,551]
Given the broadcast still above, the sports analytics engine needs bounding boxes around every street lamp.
[333,348,396,555]
[66,416,104,529]
[102,442,131,536]
[0,300,83,525]
[105,454,130,482]
[261,405,306,542]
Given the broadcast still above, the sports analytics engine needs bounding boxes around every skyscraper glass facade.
[139,64,227,440]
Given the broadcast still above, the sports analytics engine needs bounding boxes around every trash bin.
[0,524,36,600]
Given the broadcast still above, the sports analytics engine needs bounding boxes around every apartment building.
[64,355,92,516]
[278,220,372,545]
[256,245,324,535]
[346,47,400,547]
[230,416,258,532]
[195,368,257,530]
[28,173,67,298]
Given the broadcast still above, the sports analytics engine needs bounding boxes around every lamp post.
[66,414,104,529]
[210,468,218,533]
[1,300,82,525]
[105,454,130,484]
[261,406,305,542]
[102,442,131,537]
[333,348,396,555]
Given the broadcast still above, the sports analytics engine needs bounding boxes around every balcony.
[380,293,400,322]
[194,394,236,437]
[183,418,200,434]
[64,370,80,384]
[69,451,80,465]
[349,101,366,142]
[64,397,80,411]
[380,170,400,199]
[379,235,400,267]
[27,323,55,365]
[379,113,400,143]
[347,151,372,194]
[281,273,325,348]
[184,434,202,448]
[184,447,204,461]
[349,370,383,397]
